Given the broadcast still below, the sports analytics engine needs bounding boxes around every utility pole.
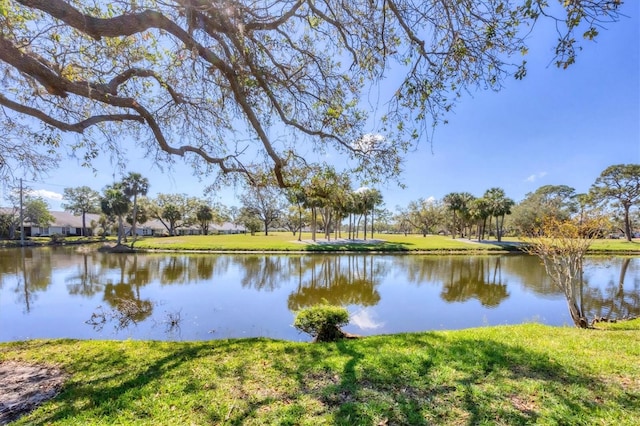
[19,178,24,246]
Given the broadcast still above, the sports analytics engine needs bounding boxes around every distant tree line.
[1,164,638,242]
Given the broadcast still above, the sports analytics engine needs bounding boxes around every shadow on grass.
[11,333,637,425]
[20,339,274,425]
[300,333,632,425]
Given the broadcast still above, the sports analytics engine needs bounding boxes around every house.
[125,219,246,236]
[213,222,246,234]
[1,208,246,237]
[25,211,102,237]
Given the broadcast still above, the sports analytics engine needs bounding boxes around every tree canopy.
[0,0,624,186]
[590,164,640,241]
[510,185,578,236]
[62,185,101,236]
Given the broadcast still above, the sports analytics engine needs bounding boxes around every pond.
[1,246,639,342]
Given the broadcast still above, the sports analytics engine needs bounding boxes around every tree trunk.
[352,214,356,239]
[623,204,633,242]
[370,209,375,239]
[567,298,589,328]
[481,217,487,240]
[131,194,138,243]
[451,211,456,239]
[117,215,124,245]
[325,208,331,241]
[82,212,87,237]
[298,206,302,241]
[363,211,367,241]
[311,208,317,242]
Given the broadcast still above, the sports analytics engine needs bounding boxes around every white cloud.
[351,133,386,154]
[525,171,547,183]
[350,308,384,330]
[27,189,64,201]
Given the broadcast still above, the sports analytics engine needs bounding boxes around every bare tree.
[240,183,287,236]
[524,216,605,328]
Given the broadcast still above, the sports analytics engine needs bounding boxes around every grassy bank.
[2,233,638,254]
[132,232,516,252]
[2,322,639,425]
[0,236,113,248]
[130,232,640,254]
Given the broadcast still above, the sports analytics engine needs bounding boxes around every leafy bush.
[294,305,349,342]
[50,233,66,244]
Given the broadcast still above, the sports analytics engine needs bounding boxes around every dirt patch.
[0,361,67,425]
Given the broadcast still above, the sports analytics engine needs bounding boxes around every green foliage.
[294,304,350,342]
[0,211,15,238]
[510,185,578,236]
[101,184,131,245]
[590,164,640,242]
[62,186,100,216]
[49,233,66,244]
[62,186,101,236]
[23,197,55,228]
[0,0,624,187]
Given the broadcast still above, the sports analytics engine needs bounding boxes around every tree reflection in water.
[65,252,104,297]
[2,247,640,340]
[288,255,383,310]
[582,257,640,321]
[440,257,509,307]
[0,248,53,313]
[235,255,290,291]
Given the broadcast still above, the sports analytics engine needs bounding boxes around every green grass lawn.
[2,322,639,425]
[587,238,640,253]
[3,232,638,254]
[131,232,640,254]
[131,232,512,252]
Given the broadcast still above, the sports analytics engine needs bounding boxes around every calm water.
[1,246,638,342]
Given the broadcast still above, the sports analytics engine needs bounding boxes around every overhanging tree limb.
[1,0,625,186]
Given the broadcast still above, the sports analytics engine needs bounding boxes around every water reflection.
[236,255,290,291]
[0,248,54,312]
[439,257,509,307]
[583,257,640,320]
[1,246,639,341]
[65,252,104,297]
[288,256,382,309]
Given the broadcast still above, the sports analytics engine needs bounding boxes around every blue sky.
[7,3,639,213]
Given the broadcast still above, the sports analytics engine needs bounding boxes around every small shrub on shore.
[294,304,349,342]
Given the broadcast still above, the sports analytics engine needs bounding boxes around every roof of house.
[0,208,101,228]
[48,211,102,228]
[1,208,245,232]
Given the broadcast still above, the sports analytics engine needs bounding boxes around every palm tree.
[101,184,131,245]
[457,192,475,238]
[287,188,307,242]
[443,192,473,238]
[367,189,383,239]
[484,187,515,242]
[468,197,491,241]
[122,172,150,244]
